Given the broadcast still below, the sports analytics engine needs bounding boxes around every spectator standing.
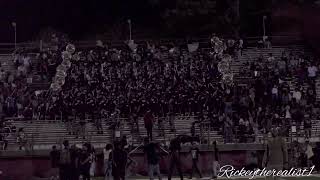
[292,88,302,104]
[262,128,288,171]
[212,141,219,180]
[95,115,103,134]
[223,115,233,143]
[314,142,320,172]
[66,114,74,135]
[304,140,314,168]
[143,137,164,180]
[291,141,302,167]
[17,128,27,150]
[59,140,72,180]
[50,145,60,180]
[130,112,139,133]
[307,63,318,81]
[76,114,86,139]
[68,144,80,180]
[144,109,154,141]
[79,144,92,180]
[0,124,8,150]
[168,137,183,180]
[271,85,278,106]
[304,117,312,138]
[239,39,243,56]
[103,144,113,180]
[111,141,127,180]
[189,142,202,179]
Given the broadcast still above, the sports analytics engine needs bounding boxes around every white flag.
[128,40,137,51]
[188,42,199,52]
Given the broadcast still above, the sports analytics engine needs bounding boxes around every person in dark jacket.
[70,144,80,180]
[79,144,91,180]
[50,146,60,180]
[142,137,168,180]
[168,137,183,180]
[112,141,128,180]
[59,140,72,180]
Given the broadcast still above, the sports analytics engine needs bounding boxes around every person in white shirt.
[239,118,245,125]
[292,88,302,103]
[23,56,31,69]
[285,105,291,119]
[238,39,243,56]
[272,85,278,104]
[305,140,314,168]
[239,39,243,48]
[308,64,318,78]
[267,53,275,63]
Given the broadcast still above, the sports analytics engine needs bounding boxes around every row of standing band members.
[50,138,220,180]
[104,137,220,180]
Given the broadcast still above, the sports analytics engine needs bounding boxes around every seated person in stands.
[17,128,27,150]
[0,125,8,150]
[23,104,33,120]
[304,117,312,138]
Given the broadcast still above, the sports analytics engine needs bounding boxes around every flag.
[128,40,137,51]
[96,40,104,47]
[188,42,199,52]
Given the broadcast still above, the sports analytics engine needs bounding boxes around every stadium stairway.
[9,120,113,150]
[7,115,224,150]
[120,115,223,146]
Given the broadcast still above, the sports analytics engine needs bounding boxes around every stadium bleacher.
[0,38,318,151]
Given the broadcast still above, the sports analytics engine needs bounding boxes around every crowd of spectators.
[0,58,33,119]
[1,33,320,145]
[39,37,242,137]
[0,33,67,151]
[29,35,319,143]
[0,32,66,121]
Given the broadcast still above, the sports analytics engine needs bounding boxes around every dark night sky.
[0,0,163,42]
[0,0,289,43]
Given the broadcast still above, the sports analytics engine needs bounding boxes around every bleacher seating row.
[6,115,222,150]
